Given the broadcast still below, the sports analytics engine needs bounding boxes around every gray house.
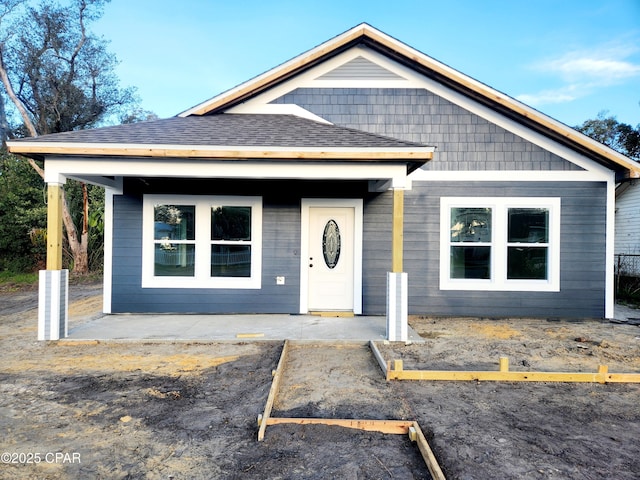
[9,24,640,340]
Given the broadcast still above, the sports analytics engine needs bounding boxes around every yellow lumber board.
[411,421,447,480]
[386,357,640,383]
[57,340,100,346]
[389,369,614,383]
[236,333,265,338]
[391,188,404,273]
[265,417,414,434]
[258,340,290,441]
[605,373,640,383]
[46,183,64,270]
[309,311,354,317]
[10,144,434,160]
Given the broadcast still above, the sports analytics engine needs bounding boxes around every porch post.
[387,187,408,341]
[39,182,69,340]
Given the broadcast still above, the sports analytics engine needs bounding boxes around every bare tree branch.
[0,44,37,137]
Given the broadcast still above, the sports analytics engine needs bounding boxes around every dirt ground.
[1,284,639,479]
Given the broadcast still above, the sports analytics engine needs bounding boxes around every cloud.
[516,85,582,106]
[516,42,640,107]
[544,49,640,84]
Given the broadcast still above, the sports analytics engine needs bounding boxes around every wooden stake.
[499,357,509,372]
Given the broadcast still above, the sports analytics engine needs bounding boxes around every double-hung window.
[440,197,560,291]
[142,195,262,289]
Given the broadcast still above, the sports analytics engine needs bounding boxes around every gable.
[190,23,639,178]
[227,46,592,174]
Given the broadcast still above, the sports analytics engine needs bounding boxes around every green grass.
[0,270,103,293]
[0,270,39,292]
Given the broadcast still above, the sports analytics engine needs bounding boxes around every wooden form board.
[265,417,446,480]
[257,340,446,479]
[257,340,290,441]
[369,342,640,383]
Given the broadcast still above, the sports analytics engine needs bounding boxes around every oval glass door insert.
[322,219,341,269]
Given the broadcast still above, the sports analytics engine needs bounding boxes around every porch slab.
[66,314,424,342]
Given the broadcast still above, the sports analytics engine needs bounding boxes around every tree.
[0,151,47,271]
[575,111,640,161]
[0,0,138,273]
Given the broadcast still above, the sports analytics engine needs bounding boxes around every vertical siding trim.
[606,176,616,318]
[103,189,115,314]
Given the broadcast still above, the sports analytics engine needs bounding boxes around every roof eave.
[6,141,435,162]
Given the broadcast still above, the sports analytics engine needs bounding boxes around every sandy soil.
[1,285,639,479]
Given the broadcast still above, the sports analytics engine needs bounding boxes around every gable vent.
[317,56,407,80]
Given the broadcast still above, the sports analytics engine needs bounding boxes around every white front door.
[301,199,363,313]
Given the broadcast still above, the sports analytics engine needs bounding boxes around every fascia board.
[7,141,434,160]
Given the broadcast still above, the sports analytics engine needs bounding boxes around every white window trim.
[440,197,560,292]
[142,194,262,289]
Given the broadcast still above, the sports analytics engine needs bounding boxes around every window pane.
[154,244,195,276]
[154,205,195,241]
[450,246,491,279]
[211,245,251,277]
[212,206,251,241]
[508,247,548,279]
[450,208,491,243]
[508,208,548,243]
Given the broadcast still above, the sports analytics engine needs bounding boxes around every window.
[440,197,560,291]
[143,195,262,289]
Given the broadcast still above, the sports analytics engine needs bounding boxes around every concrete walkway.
[67,313,424,342]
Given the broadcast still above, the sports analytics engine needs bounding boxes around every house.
[615,180,640,276]
[8,23,640,341]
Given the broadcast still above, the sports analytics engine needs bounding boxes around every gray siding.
[112,194,301,314]
[111,180,607,318]
[401,181,607,318]
[272,88,582,172]
[111,180,366,314]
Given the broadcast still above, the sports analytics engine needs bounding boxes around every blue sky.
[93,0,640,127]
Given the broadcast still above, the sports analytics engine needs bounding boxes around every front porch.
[65,313,424,342]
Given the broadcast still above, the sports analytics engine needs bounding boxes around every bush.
[616,275,640,306]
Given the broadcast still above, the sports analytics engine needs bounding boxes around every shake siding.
[272,88,583,172]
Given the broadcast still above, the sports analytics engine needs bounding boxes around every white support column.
[386,272,408,341]
[38,269,69,340]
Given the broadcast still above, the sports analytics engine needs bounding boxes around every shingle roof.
[15,114,426,149]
